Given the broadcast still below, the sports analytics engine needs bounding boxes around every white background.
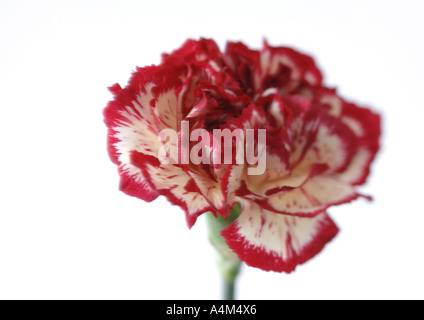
[1,0,423,300]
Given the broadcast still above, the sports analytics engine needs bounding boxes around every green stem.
[206,203,242,300]
[223,278,235,300]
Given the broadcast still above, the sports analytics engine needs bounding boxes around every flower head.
[104,38,380,273]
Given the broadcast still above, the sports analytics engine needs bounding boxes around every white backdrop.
[1,0,423,300]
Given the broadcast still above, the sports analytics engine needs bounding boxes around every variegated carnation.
[104,39,380,273]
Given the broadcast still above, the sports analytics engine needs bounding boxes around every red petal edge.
[221,212,339,273]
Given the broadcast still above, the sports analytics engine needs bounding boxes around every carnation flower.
[104,38,380,274]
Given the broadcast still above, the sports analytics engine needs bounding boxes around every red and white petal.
[260,175,360,217]
[267,94,293,129]
[309,88,381,185]
[105,84,160,159]
[295,118,357,174]
[224,41,262,92]
[105,95,161,201]
[184,91,209,121]
[222,102,268,132]
[221,201,339,273]
[152,89,180,131]
[104,65,188,203]
[309,87,343,117]
[162,38,222,66]
[245,101,355,198]
[106,103,163,200]
[338,101,381,185]
[116,167,159,202]
[221,163,244,215]
[243,153,292,197]
[184,168,226,215]
[131,151,213,228]
[338,148,375,185]
[260,41,323,91]
[112,106,162,158]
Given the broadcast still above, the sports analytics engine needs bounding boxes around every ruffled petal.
[104,65,187,202]
[221,201,339,273]
[131,151,213,228]
[225,41,261,94]
[260,41,323,94]
[259,175,360,217]
[183,163,226,215]
[117,168,159,202]
[338,101,381,185]
[243,94,357,198]
[162,38,222,66]
[309,87,381,184]
[220,163,244,216]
